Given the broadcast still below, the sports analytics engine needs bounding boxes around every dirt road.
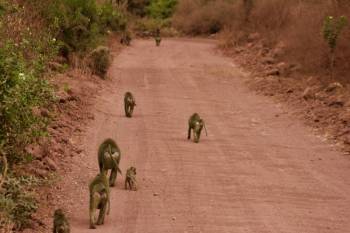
[66,39,350,233]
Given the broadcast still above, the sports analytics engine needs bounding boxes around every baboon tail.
[204,123,208,136]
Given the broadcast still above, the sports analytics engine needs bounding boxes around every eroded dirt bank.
[49,39,350,233]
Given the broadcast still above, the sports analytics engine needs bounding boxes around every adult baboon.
[120,31,131,46]
[89,171,110,229]
[124,92,136,118]
[188,113,207,143]
[125,166,137,191]
[53,209,70,233]
[154,28,161,46]
[0,153,7,189]
[98,139,122,187]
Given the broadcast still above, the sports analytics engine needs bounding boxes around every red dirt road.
[66,39,350,233]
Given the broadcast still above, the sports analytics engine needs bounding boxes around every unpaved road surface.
[67,39,350,233]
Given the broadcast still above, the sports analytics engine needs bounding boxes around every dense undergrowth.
[0,0,128,231]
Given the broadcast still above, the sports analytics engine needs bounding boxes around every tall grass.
[174,0,350,78]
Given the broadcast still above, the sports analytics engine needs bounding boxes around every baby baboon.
[98,139,122,187]
[89,172,110,229]
[124,166,137,191]
[188,113,208,143]
[53,209,70,233]
[124,92,136,118]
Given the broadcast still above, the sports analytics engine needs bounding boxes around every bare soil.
[30,39,350,233]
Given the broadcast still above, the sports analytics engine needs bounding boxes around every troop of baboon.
[120,28,162,47]
[53,61,208,230]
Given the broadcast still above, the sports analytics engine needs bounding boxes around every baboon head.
[54,209,64,218]
[131,166,136,175]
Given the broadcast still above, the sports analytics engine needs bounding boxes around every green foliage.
[0,176,40,230]
[0,42,53,164]
[147,0,177,19]
[89,46,111,79]
[48,0,100,52]
[47,0,128,55]
[323,15,347,78]
[127,0,151,17]
[323,15,347,52]
[98,3,127,32]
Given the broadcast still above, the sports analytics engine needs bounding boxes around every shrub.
[127,0,151,17]
[0,176,40,230]
[173,0,236,35]
[98,2,127,32]
[88,46,111,78]
[47,0,100,53]
[323,15,347,77]
[0,41,53,164]
[147,0,177,19]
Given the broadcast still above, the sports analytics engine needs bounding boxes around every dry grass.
[174,0,350,80]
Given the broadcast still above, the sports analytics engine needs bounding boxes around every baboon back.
[188,113,201,128]
[98,138,121,171]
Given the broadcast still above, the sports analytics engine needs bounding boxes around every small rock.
[247,32,260,42]
[289,63,302,72]
[44,157,59,171]
[328,100,344,107]
[40,109,50,118]
[172,217,176,221]
[302,87,314,100]
[276,62,288,76]
[325,82,343,92]
[32,168,48,178]
[262,57,276,65]
[343,135,350,145]
[265,68,280,76]
[153,193,159,197]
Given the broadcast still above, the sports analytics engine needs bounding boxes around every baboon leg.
[98,162,103,173]
[129,106,134,116]
[187,127,191,140]
[89,194,98,229]
[124,103,129,117]
[109,168,117,187]
[124,179,128,189]
[96,199,107,225]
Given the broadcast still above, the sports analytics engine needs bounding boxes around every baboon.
[53,209,70,233]
[98,139,122,187]
[0,153,7,189]
[124,92,136,118]
[120,32,131,46]
[154,28,161,46]
[188,113,208,143]
[89,171,110,229]
[124,166,137,191]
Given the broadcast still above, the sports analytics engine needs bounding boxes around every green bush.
[0,42,53,164]
[98,3,127,32]
[47,0,128,56]
[89,46,111,79]
[0,176,40,230]
[147,0,177,19]
[127,0,151,17]
[47,0,100,53]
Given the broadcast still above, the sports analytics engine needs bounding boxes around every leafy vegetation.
[146,0,177,19]
[0,0,130,230]
[323,15,348,78]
